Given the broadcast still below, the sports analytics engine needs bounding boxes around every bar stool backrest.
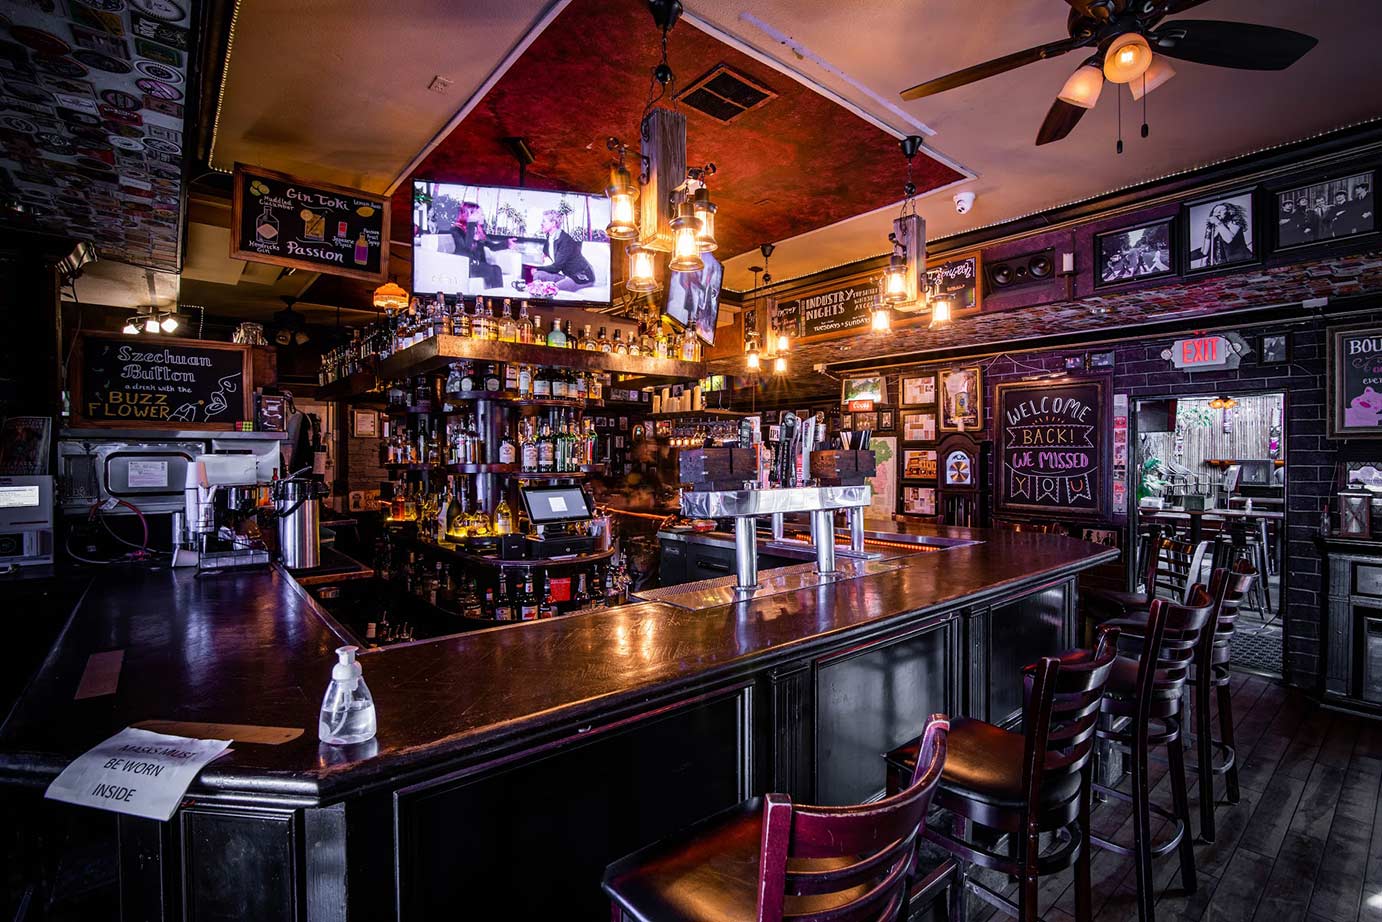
[1134,588,1215,702]
[1022,625,1122,803]
[754,715,949,922]
[1153,538,1211,604]
[1205,560,1257,669]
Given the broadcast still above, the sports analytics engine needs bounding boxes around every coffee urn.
[274,477,323,569]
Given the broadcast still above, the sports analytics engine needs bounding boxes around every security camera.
[953,191,976,215]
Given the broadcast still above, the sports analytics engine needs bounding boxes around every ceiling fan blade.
[1035,98,1088,146]
[900,37,1086,101]
[1151,19,1318,70]
[1162,0,1213,13]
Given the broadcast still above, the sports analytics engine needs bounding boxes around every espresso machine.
[178,453,274,570]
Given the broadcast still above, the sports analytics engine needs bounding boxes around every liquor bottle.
[598,326,612,353]
[589,372,603,401]
[484,363,501,392]
[532,315,544,344]
[538,572,555,619]
[436,475,454,539]
[492,496,515,535]
[430,293,445,338]
[518,571,539,622]
[494,574,514,621]
[517,301,533,344]
[551,367,566,400]
[533,366,551,398]
[472,298,491,341]
[641,325,655,357]
[574,371,588,402]
[581,324,597,350]
[464,580,484,619]
[613,329,628,355]
[499,299,517,342]
[445,479,465,537]
[467,415,483,463]
[538,420,556,472]
[503,361,518,391]
[546,317,568,348]
[444,362,463,396]
[460,361,476,394]
[498,428,517,465]
[681,326,698,362]
[520,419,539,472]
[517,363,533,398]
[628,327,642,357]
[573,572,591,609]
[455,296,473,339]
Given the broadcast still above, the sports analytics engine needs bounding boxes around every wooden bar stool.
[1092,589,1214,922]
[602,716,949,922]
[883,626,1121,922]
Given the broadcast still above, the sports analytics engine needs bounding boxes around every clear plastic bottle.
[318,646,377,745]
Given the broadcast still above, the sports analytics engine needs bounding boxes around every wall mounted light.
[668,200,704,273]
[929,295,953,329]
[871,303,893,333]
[690,172,718,252]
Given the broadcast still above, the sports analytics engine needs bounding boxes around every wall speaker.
[985,249,1055,291]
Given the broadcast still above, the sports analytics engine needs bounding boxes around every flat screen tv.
[665,250,722,345]
[412,180,612,304]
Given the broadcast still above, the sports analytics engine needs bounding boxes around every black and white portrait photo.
[1094,219,1174,287]
[1185,190,1256,272]
[1275,171,1375,250]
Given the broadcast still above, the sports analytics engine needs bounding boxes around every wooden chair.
[885,626,1121,922]
[1084,535,1210,636]
[1092,589,1215,922]
[603,716,949,922]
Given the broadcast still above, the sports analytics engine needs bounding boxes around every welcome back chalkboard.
[231,164,390,282]
[995,378,1108,517]
[1328,325,1382,439]
[72,334,252,429]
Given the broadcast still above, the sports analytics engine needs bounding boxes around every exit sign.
[1164,335,1243,371]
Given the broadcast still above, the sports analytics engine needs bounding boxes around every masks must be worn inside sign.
[45,727,232,821]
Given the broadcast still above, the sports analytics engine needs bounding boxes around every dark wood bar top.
[0,527,1114,805]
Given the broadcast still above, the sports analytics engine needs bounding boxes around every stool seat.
[888,718,1082,810]
[603,798,865,922]
[1083,587,1149,617]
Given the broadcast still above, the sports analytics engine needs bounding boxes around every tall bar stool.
[883,626,1121,922]
[602,716,949,922]
[1091,589,1214,922]
[1083,535,1208,644]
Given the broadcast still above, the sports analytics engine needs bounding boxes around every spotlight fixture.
[122,316,140,335]
[144,313,161,334]
[159,312,180,333]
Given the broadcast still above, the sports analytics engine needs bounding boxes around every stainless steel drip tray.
[632,558,908,611]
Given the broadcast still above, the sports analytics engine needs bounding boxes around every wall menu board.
[1328,325,1382,438]
[995,378,1108,517]
[776,276,883,341]
[71,334,253,430]
[231,163,389,282]
[924,253,982,313]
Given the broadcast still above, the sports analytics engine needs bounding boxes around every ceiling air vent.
[677,65,776,123]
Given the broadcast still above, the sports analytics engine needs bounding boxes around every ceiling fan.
[899,0,1317,146]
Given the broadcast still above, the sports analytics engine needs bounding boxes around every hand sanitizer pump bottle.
[318,646,376,745]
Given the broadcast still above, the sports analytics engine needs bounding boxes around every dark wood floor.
[958,675,1382,922]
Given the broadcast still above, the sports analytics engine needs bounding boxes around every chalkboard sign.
[231,163,390,282]
[1329,325,1382,438]
[777,277,882,341]
[924,252,982,312]
[995,378,1108,517]
[72,334,253,430]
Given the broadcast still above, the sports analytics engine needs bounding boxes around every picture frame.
[879,410,896,432]
[902,411,937,443]
[900,374,936,407]
[902,449,938,480]
[839,413,852,431]
[1093,216,1177,289]
[350,408,378,438]
[1270,168,1376,253]
[1327,324,1382,439]
[841,375,888,406]
[902,486,937,516]
[938,367,983,432]
[853,411,879,432]
[1182,187,1259,274]
[1090,351,1115,370]
[1260,333,1289,365]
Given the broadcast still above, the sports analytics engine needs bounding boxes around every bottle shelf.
[386,394,606,415]
[316,369,380,400]
[644,408,745,420]
[409,537,618,570]
[382,462,603,478]
[377,334,706,385]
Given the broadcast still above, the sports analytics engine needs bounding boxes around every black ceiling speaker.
[986,249,1057,292]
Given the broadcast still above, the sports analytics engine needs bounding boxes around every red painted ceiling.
[390,0,962,261]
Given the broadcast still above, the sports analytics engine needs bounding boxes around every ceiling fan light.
[1129,54,1176,100]
[1103,32,1152,84]
[1057,63,1104,109]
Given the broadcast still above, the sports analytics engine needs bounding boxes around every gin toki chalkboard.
[231,164,390,282]
[72,334,252,429]
[924,253,982,312]
[995,378,1108,517]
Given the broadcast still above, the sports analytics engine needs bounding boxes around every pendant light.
[745,332,761,372]
[773,355,787,375]
[668,200,704,273]
[929,294,953,328]
[604,138,639,241]
[143,312,161,334]
[882,249,909,304]
[759,243,786,354]
[881,136,924,309]
[871,303,892,332]
[627,243,658,292]
[372,279,409,313]
[692,187,717,252]
[1129,54,1176,100]
[1103,32,1152,84]
[1057,62,1104,109]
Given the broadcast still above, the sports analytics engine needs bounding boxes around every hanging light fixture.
[372,279,409,313]
[745,332,761,372]
[1208,395,1239,410]
[881,136,924,309]
[122,316,140,335]
[668,200,704,273]
[159,311,180,333]
[627,243,659,292]
[871,302,892,333]
[605,138,639,240]
[1103,32,1152,84]
[1057,61,1104,109]
[1129,54,1176,100]
[929,294,953,329]
[773,355,787,375]
[690,169,717,252]
[883,245,909,304]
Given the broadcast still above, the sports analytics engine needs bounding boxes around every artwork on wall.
[903,486,937,516]
[853,411,879,431]
[1184,188,1258,273]
[901,374,936,406]
[866,437,896,522]
[902,449,937,480]
[1273,169,1375,252]
[842,375,888,405]
[939,367,983,432]
[1260,334,1289,365]
[1094,217,1176,288]
[1327,324,1382,438]
[350,409,378,438]
[902,411,937,443]
[879,410,896,432]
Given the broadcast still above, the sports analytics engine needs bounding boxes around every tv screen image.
[664,250,722,345]
[413,181,612,304]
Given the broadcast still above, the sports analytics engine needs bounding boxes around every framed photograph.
[839,413,852,431]
[939,367,983,432]
[350,408,378,438]
[1273,169,1375,252]
[902,486,937,516]
[655,419,673,437]
[1183,188,1258,273]
[902,411,937,442]
[1327,324,1382,439]
[841,375,888,406]
[879,410,896,432]
[901,374,936,406]
[619,416,629,430]
[902,449,937,480]
[1260,333,1289,365]
[1090,351,1115,370]
[0,415,51,475]
[1094,217,1176,288]
[853,411,879,432]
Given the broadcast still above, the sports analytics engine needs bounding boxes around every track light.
[144,314,160,334]
[160,312,179,333]
[122,317,140,335]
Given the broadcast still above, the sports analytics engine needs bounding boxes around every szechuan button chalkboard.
[72,334,253,430]
[231,163,390,283]
[995,378,1108,517]
[1328,324,1382,439]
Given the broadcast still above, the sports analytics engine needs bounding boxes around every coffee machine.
[178,453,274,570]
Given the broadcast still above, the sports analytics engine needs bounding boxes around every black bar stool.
[602,715,949,922]
[1091,589,1214,922]
[883,626,1121,922]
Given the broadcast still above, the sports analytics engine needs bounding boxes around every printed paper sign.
[127,459,168,488]
[44,727,231,821]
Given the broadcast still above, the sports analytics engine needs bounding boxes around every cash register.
[519,483,597,557]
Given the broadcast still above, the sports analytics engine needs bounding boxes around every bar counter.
[1,525,1115,919]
